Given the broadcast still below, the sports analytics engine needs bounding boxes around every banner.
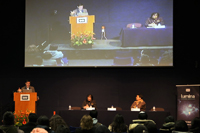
[177,85,199,126]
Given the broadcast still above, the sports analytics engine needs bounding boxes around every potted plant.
[14,109,32,127]
[71,31,95,48]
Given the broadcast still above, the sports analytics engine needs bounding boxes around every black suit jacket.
[19,122,36,133]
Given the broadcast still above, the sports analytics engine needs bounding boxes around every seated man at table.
[145,12,164,27]
[130,94,146,111]
[70,4,88,16]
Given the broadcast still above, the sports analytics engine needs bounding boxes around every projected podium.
[69,15,95,36]
[14,92,37,114]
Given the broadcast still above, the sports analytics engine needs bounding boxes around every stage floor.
[44,39,172,51]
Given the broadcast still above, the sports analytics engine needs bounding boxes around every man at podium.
[18,80,35,92]
[70,3,88,16]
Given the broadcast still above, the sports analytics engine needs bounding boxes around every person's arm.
[83,9,88,14]
[130,101,136,108]
[159,17,164,25]
[70,9,77,16]
[92,100,97,108]
[31,86,35,92]
[82,100,89,109]
[138,101,146,111]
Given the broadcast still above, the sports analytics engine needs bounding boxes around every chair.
[69,126,80,133]
[126,23,142,28]
[71,106,81,110]
[150,107,165,111]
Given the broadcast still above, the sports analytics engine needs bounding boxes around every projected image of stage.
[25,0,173,67]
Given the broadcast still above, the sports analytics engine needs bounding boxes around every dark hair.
[140,54,150,64]
[37,115,49,127]
[49,114,68,131]
[138,111,148,120]
[80,115,93,130]
[190,117,200,132]
[42,52,52,60]
[78,3,83,6]
[165,116,174,123]
[49,45,58,50]
[89,110,98,118]
[133,125,148,133]
[56,124,70,133]
[25,80,31,83]
[137,94,143,99]
[3,111,14,125]
[95,125,110,133]
[144,121,157,133]
[86,94,93,102]
[175,120,188,132]
[150,12,160,19]
[28,113,38,123]
[111,114,127,132]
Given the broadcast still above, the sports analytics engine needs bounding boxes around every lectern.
[69,15,95,36]
[14,92,37,114]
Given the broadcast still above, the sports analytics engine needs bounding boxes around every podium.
[14,92,37,114]
[69,15,95,36]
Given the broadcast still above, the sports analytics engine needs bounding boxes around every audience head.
[138,111,148,120]
[112,114,127,132]
[31,128,48,133]
[143,121,157,133]
[89,110,98,119]
[80,115,93,130]
[165,116,174,123]
[139,54,150,64]
[133,125,148,133]
[25,44,39,53]
[42,52,52,60]
[28,113,38,123]
[2,111,14,125]
[49,45,58,50]
[174,120,188,132]
[86,94,93,102]
[190,117,200,130]
[95,125,110,133]
[49,114,68,131]
[56,125,70,133]
[37,115,49,127]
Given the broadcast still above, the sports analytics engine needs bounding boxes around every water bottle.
[132,24,135,28]
[69,105,71,110]
[153,106,155,111]
[111,105,114,108]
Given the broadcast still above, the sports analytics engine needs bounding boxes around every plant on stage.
[71,31,95,46]
[13,109,33,127]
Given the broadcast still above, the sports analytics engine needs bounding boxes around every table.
[120,27,173,47]
[59,110,170,128]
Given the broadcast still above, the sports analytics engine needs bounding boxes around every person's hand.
[149,22,156,27]
[70,11,75,16]
[83,104,89,109]
[17,88,22,92]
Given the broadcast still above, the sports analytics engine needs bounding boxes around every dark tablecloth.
[120,27,173,47]
[59,110,170,128]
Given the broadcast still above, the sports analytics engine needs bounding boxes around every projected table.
[59,110,170,128]
[120,27,173,47]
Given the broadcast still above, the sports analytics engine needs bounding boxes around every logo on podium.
[20,94,30,101]
[77,17,88,24]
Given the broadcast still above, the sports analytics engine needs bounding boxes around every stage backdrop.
[25,0,173,45]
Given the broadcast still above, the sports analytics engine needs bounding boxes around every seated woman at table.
[130,94,146,111]
[145,12,164,27]
[82,94,97,109]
